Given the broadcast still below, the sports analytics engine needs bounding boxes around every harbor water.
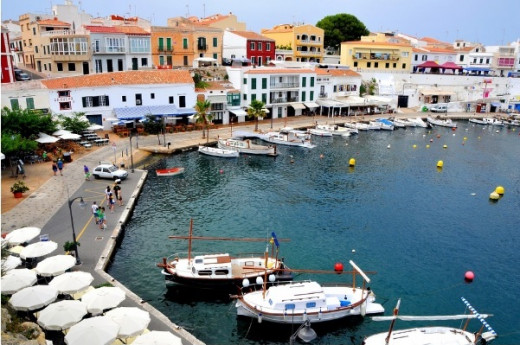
[109,122,520,344]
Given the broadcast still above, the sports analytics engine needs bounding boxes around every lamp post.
[129,132,135,173]
[67,196,86,265]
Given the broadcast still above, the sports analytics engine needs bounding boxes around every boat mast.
[187,218,194,264]
[385,299,401,344]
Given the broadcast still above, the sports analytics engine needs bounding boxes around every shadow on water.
[162,284,235,305]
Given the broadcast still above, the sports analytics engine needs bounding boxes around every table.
[94,138,109,146]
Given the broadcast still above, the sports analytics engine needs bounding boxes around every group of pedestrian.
[52,158,64,176]
[90,184,124,230]
[91,201,107,230]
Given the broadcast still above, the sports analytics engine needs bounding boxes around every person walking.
[52,162,58,176]
[91,201,99,224]
[108,193,115,213]
[113,184,123,206]
[57,158,64,176]
[84,165,91,181]
[98,207,106,230]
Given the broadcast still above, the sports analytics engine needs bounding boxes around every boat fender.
[257,312,262,323]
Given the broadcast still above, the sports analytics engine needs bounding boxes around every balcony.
[271,97,299,104]
[158,47,174,52]
[41,30,76,37]
[353,54,399,61]
[296,50,322,56]
[197,44,207,51]
[270,82,299,89]
[319,92,328,98]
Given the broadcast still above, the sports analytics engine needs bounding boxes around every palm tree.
[193,99,212,142]
[247,100,266,132]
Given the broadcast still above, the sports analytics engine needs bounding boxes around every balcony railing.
[270,82,299,89]
[271,97,299,104]
[158,47,174,52]
[197,44,207,51]
[353,54,399,61]
[296,50,321,56]
[41,30,76,37]
[319,92,328,98]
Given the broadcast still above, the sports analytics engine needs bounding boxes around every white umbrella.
[132,331,182,345]
[35,132,60,144]
[8,245,24,255]
[1,268,37,294]
[35,254,76,277]
[52,129,72,136]
[0,152,5,160]
[37,300,87,331]
[87,124,104,131]
[59,132,82,140]
[5,226,41,245]
[1,255,22,271]
[65,316,120,345]
[81,286,126,314]
[49,271,94,294]
[105,307,151,338]
[9,285,58,311]
[20,241,58,259]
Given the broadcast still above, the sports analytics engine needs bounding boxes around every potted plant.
[63,241,80,254]
[10,180,29,198]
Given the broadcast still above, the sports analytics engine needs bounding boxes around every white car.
[430,104,448,113]
[92,164,128,180]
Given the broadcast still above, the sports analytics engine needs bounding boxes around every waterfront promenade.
[1,112,477,344]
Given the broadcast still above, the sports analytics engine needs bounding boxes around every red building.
[1,26,15,83]
[223,30,275,66]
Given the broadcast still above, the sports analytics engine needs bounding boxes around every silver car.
[92,164,128,180]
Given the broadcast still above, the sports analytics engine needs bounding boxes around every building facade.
[222,30,275,66]
[340,41,413,73]
[261,24,324,63]
[1,26,16,83]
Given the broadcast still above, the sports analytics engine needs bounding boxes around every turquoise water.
[109,123,520,344]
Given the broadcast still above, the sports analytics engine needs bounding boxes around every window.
[393,63,397,68]
[243,78,247,85]
[95,60,103,73]
[159,55,164,66]
[302,77,306,87]
[301,91,306,102]
[310,77,314,87]
[26,98,35,109]
[306,302,316,308]
[251,94,256,101]
[367,62,371,68]
[82,95,110,108]
[68,63,75,71]
[402,63,406,69]
[375,62,379,68]
[266,42,271,51]
[57,63,63,71]
[59,102,71,110]
[151,93,155,99]
[32,27,36,35]
[141,58,148,66]
[158,37,164,51]
[213,53,218,60]
[251,78,257,90]
[285,304,295,310]
[257,42,262,51]
[166,38,172,51]
[135,94,142,106]
[354,61,358,67]
[213,37,218,47]
[105,37,125,53]
[258,56,262,66]
[459,55,464,62]
[167,56,172,66]
[262,93,267,103]
[250,42,255,50]
[197,37,206,50]
[251,56,256,65]
[129,37,150,53]
[333,85,337,92]
[262,78,267,89]
[10,99,19,110]
[386,62,389,68]
[183,56,188,66]
[107,59,113,72]
[243,94,247,100]
[35,46,38,53]
[118,59,123,71]
[169,96,174,104]
[122,96,127,102]
[183,38,188,49]
[486,58,490,64]
[310,91,314,101]
[179,96,186,107]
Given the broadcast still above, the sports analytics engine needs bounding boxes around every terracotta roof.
[455,46,474,52]
[421,37,449,44]
[41,70,194,89]
[326,69,361,77]
[86,25,149,35]
[341,40,412,48]
[244,68,315,75]
[230,31,274,42]
[196,14,231,25]
[195,81,239,92]
[424,47,456,53]
[37,19,70,27]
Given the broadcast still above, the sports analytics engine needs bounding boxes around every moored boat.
[308,128,333,137]
[156,167,185,176]
[376,118,395,131]
[483,117,504,126]
[217,138,277,156]
[259,131,315,148]
[469,118,488,125]
[407,117,429,128]
[427,117,457,128]
[363,298,497,345]
[234,260,384,324]
[198,145,239,158]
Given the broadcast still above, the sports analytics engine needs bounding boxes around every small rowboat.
[156,167,185,176]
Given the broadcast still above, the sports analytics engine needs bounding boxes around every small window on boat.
[198,270,212,276]
[195,259,203,264]
[244,261,255,267]
[306,302,316,308]
[285,304,295,310]
[269,299,273,306]
[214,269,229,275]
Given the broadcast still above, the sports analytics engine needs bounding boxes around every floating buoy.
[426,144,430,149]
[320,154,324,159]
[464,271,475,283]
[463,137,468,141]
[437,134,441,138]
[412,144,417,149]
[387,144,391,149]
[437,160,443,168]
[495,186,505,195]
[352,249,356,253]
[452,127,456,131]
[429,139,434,143]
[489,191,500,200]
[443,144,448,149]
[334,262,344,273]
[349,158,356,167]
[290,159,295,164]
[219,169,224,174]
[470,193,476,196]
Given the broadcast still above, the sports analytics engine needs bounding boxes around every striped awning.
[113,105,196,120]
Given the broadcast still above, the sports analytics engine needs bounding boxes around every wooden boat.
[198,145,239,158]
[234,260,384,324]
[427,117,457,128]
[157,220,292,290]
[217,138,277,156]
[156,167,185,176]
[363,298,497,345]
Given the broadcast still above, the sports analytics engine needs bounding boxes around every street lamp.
[129,131,135,173]
[67,196,86,265]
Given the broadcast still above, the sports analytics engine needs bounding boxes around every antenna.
[203,3,205,18]
[186,4,189,17]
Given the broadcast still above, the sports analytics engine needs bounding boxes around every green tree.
[247,99,266,132]
[1,107,57,139]
[142,114,164,144]
[193,73,210,89]
[1,133,38,176]
[193,99,213,142]
[316,13,370,50]
[58,112,90,133]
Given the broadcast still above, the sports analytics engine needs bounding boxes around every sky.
[1,0,519,46]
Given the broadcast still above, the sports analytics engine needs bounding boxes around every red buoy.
[464,271,475,283]
[334,262,344,273]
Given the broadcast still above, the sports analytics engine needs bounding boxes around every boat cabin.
[192,254,233,277]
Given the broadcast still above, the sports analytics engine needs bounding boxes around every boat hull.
[427,117,457,128]
[198,146,239,158]
[362,326,477,345]
[156,167,185,176]
[217,139,276,156]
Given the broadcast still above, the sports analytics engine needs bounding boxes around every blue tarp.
[113,105,196,120]
[463,67,491,72]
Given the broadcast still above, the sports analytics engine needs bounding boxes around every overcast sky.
[2,0,519,46]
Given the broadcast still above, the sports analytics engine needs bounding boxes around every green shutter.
[251,78,256,90]
[213,37,217,47]
[10,99,19,110]
[302,77,306,87]
[158,38,164,51]
[262,78,267,89]
[302,91,306,102]
[183,38,188,49]
[166,38,172,51]
[243,78,247,84]
[310,77,315,87]
[251,94,256,101]
[262,93,267,103]
[26,98,35,109]
[310,91,314,101]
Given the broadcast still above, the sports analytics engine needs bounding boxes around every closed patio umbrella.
[9,285,58,311]
[81,286,126,315]
[132,331,182,345]
[105,307,151,338]
[20,241,58,260]
[1,255,22,272]
[37,300,88,331]
[65,316,120,345]
[49,271,93,294]
[5,227,41,245]
[35,254,76,277]
[1,268,37,294]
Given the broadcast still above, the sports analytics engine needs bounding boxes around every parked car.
[92,164,128,180]
[430,104,448,113]
[15,72,31,81]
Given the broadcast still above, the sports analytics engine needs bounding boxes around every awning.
[230,109,248,117]
[304,102,320,109]
[290,103,306,110]
[491,102,501,107]
[113,105,196,120]
[420,89,454,96]
[316,99,346,107]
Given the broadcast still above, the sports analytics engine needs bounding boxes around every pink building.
[1,26,15,83]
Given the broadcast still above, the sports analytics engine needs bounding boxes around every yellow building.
[261,24,324,63]
[340,40,413,72]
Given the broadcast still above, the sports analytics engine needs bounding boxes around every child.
[84,165,91,181]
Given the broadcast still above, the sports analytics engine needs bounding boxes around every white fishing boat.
[407,117,429,128]
[318,124,357,136]
[198,145,239,158]
[157,220,292,290]
[218,138,277,156]
[345,122,369,131]
[504,118,520,126]
[234,260,384,324]
[308,128,333,137]
[469,118,488,125]
[483,117,504,126]
[363,298,497,345]
[368,121,382,130]
[376,118,395,131]
[259,131,315,148]
[427,117,457,128]
[391,118,415,128]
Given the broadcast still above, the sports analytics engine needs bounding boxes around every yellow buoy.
[349,158,356,167]
[437,160,444,168]
[426,144,430,149]
[412,144,417,149]
[464,137,468,141]
[443,144,448,149]
[495,186,505,195]
[489,191,500,200]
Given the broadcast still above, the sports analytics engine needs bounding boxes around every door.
[131,58,138,70]
[82,62,89,75]
[118,59,124,71]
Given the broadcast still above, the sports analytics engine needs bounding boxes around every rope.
[461,297,497,335]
